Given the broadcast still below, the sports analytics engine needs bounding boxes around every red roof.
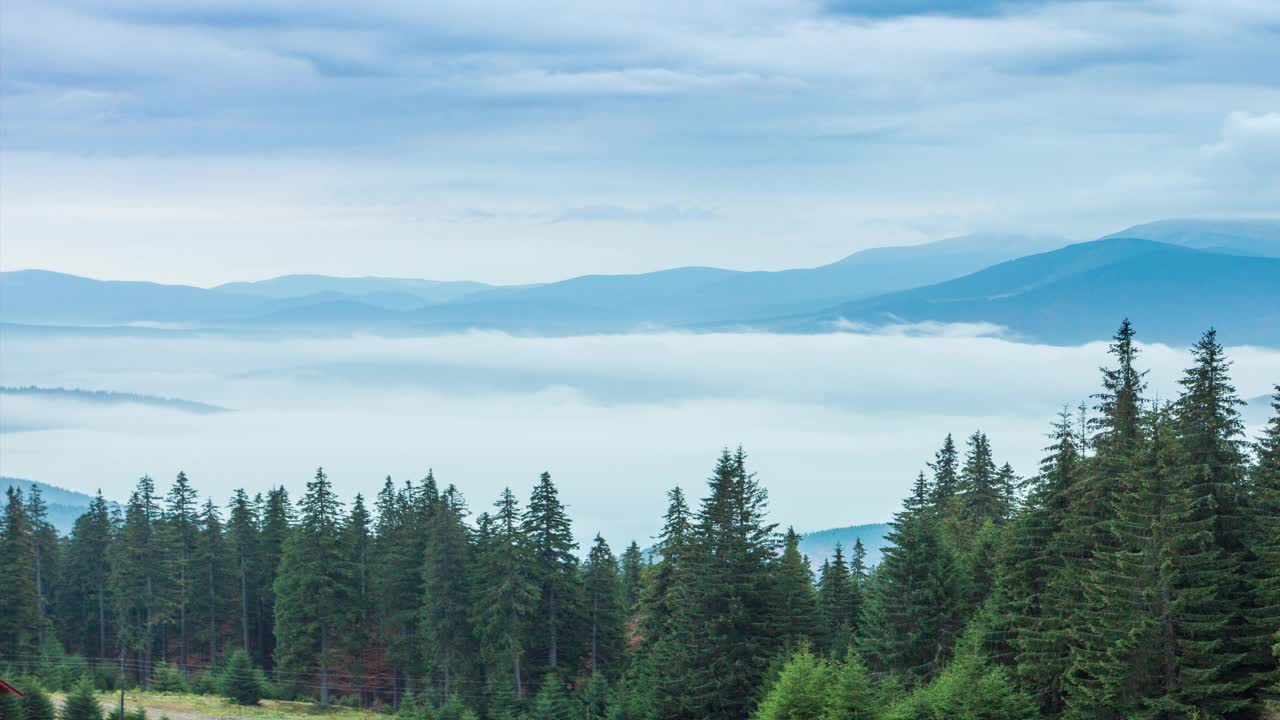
[0,679,23,696]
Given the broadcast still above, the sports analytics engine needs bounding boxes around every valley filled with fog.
[3,326,1276,545]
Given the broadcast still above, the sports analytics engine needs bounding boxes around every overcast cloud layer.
[2,329,1276,545]
[3,0,1280,284]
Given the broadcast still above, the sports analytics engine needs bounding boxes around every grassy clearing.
[49,692,383,720]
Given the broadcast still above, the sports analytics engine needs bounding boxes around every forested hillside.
[2,322,1278,719]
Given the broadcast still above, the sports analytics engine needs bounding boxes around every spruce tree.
[221,648,264,705]
[225,489,258,660]
[817,542,855,653]
[255,486,292,669]
[194,499,229,667]
[1172,329,1269,713]
[62,492,116,659]
[928,434,960,509]
[0,487,42,661]
[372,477,425,697]
[857,472,962,682]
[1000,409,1079,715]
[273,468,351,706]
[522,472,579,674]
[641,486,691,647]
[474,488,538,701]
[665,448,780,720]
[60,678,103,720]
[165,472,200,671]
[21,683,56,720]
[525,673,576,720]
[751,645,832,720]
[420,485,477,698]
[26,485,59,651]
[775,528,821,649]
[620,541,645,613]
[109,476,164,685]
[583,534,626,677]
[958,432,1006,524]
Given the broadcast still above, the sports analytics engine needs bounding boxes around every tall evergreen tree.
[26,485,59,650]
[817,542,855,653]
[663,448,780,720]
[959,432,1007,524]
[61,491,116,658]
[109,476,164,685]
[165,471,200,670]
[194,498,230,666]
[522,472,579,673]
[256,486,292,668]
[420,485,477,698]
[225,489,259,658]
[620,541,645,613]
[929,434,960,508]
[642,486,692,648]
[583,534,626,677]
[0,487,42,661]
[775,528,821,649]
[858,471,962,682]
[273,468,351,706]
[474,488,538,701]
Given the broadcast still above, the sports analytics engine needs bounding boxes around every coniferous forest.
[2,322,1280,720]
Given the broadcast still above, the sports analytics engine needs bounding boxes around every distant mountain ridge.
[0,478,119,534]
[778,237,1280,345]
[3,219,1277,345]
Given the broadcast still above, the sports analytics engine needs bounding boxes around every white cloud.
[3,329,1276,544]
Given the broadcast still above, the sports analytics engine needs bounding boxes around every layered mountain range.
[4,219,1277,346]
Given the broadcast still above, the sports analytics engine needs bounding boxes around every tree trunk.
[180,563,188,671]
[209,560,217,666]
[548,586,558,668]
[320,629,330,707]
[98,577,107,658]
[513,652,523,699]
[591,593,599,675]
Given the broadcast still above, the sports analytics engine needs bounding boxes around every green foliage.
[104,707,146,720]
[524,673,576,720]
[0,694,21,720]
[60,678,103,720]
[752,645,833,720]
[884,635,1036,720]
[148,663,186,694]
[219,648,264,705]
[20,683,56,720]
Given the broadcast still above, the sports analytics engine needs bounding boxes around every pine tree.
[474,488,538,701]
[165,472,200,671]
[194,498,229,667]
[1171,329,1269,713]
[60,678,103,720]
[0,487,42,661]
[344,492,373,668]
[525,673,576,720]
[256,486,292,669]
[26,485,59,651]
[1248,386,1280,699]
[583,534,626,677]
[62,492,116,658]
[959,432,1006,524]
[751,644,833,720]
[827,652,881,720]
[664,448,780,720]
[620,541,644,613]
[21,683,56,720]
[775,528,821,649]
[372,477,424,698]
[420,485,477,699]
[221,648,264,705]
[273,468,351,706]
[817,542,855,653]
[225,489,259,659]
[641,486,691,648]
[109,476,164,685]
[857,472,962,682]
[929,434,960,509]
[1000,409,1079,715]
[522,472,579,673]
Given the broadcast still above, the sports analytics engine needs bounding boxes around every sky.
[3,328,1278,544]
[3,0,1280,285]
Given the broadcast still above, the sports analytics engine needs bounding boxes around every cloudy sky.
[3,0,1279,285]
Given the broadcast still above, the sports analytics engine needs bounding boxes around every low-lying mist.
[2,327,1276,546]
